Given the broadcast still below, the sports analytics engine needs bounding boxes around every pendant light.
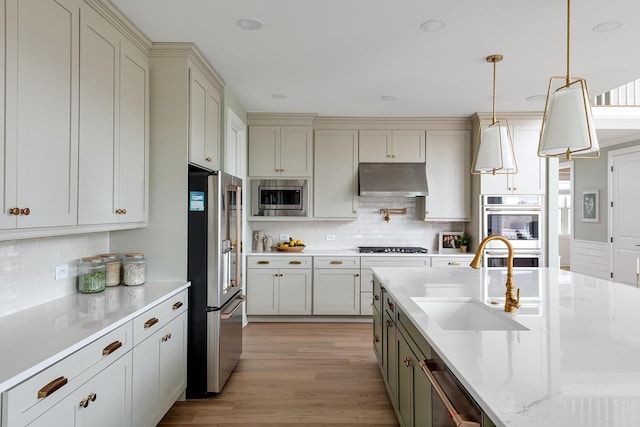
[538,0,599,160]
[471,54,517,175]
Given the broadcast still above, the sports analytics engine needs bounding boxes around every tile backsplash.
[0,233,109,318]
[250,197,467,252]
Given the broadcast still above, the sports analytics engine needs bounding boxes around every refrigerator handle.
[226,184,242,288]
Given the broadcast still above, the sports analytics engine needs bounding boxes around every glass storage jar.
[99,253,121,287]
[122,253,146,286]
[77,257,106,294]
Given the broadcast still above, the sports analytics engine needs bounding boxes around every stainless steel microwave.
[251,179,309,217]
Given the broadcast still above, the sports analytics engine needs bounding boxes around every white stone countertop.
[373,266,640,427]
[247,248,473,257]
[0,281,189,392]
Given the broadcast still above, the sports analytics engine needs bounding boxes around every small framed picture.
[581,190,599,223]
[438,232,464,253]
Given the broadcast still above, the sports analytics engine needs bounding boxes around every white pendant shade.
[539,85,599,157]
[474,123,516,172]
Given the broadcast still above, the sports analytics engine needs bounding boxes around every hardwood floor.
[158,322,399,426]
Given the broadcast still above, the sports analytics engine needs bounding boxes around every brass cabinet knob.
[374,294,380,301]
[121,208,126,214]
[89,393,97,402]
[374,335,380,343]
[8,207,19,215]
[385,319,392,328]
[80,399,89,408]
[20,208,30,216]
[205,157,212,162]
[354,273,360,277]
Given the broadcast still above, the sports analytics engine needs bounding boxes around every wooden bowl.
[275,245,305,252]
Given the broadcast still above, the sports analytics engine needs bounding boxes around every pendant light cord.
[492,58,497,124]
[566,0,571,86]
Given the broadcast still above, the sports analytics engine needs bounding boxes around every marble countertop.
[247,248,473,257]
[373,266,640,427]
[0,281,189,392]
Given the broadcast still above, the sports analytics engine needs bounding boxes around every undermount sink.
[411,298,528,331]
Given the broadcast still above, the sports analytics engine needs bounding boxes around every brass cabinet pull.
[121,208,126,214]
[385,319,393,328]
[374,335,380,343]
[419,360,480,427]
[102,340,122,356]
[289,260,302,265]
[354,273,360,277]
[257,261,270,265]
[38,376,68,398]
[8,207,19,215]
[374,294,380,301]
[387,300,394,311]
[79,393,97,408]
[80,398,89,408]
[330,260,343,265]
[20,207,30,215]
[144,317,159,329]
[448,261,461,266]
[162,333,172,342]
[172,301,184,310]
[205,157,212,162]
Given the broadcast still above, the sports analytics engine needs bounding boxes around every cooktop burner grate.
[357,246,429,254]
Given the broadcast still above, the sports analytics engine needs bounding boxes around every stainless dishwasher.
[419,352,483,427]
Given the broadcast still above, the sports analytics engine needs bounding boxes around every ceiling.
[110,0,640,123]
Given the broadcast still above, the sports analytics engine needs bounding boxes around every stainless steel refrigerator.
[187,166,245,397]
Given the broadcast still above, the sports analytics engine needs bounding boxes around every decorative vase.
[460,245,468,253]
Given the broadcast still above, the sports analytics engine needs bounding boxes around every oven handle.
[485,250,541,256]
[418,360,480,427]
[221,295,247,320]
[483,207,541,212]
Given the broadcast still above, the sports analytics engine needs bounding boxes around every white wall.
[250,196,465,252]
[0,233,109,318]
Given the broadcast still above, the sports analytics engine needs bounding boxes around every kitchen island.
[373,266,640,427]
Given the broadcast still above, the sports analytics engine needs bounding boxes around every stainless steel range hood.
[358,163,429,197]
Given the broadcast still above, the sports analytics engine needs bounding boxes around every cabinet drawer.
[313,256,360,269]
[247,256,312,269]
[431,257,472,268]
[361,256,430,269]
[133,289,188,345]
[4,322,132,422]
[396,308,432,360]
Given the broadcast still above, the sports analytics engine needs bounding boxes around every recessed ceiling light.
[526,95,547,102]
[237,18,263,30]
[419,20,447,32]
[593,21,623,33]
[380,95,397,101]
[271,94,287,99]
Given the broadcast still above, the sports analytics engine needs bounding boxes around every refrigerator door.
[207,292,245,393]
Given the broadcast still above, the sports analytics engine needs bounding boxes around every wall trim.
[570,239,610,280]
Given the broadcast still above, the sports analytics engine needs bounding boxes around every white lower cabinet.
[430,256,473,268]
[313,257,361,315]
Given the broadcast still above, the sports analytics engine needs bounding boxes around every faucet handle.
[515,288,521,307]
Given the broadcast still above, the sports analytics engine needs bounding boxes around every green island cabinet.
[373,277,496,427]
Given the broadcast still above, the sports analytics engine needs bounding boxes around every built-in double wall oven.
[482,195,544,267]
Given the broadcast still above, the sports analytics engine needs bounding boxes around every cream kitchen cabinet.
[131,290,188,427]
[431,256,473,268]
[314,130,358,219]
[416,130,470,221]
[248,126,313,177]
[189,64,221,171]
[476,118,545,195]
[246,256,313,315]
[313,257,361,315]
[359,130,425,163]
[2,0,80,230]
[78,3,149,225]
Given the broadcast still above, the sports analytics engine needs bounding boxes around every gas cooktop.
[357,246,429,254]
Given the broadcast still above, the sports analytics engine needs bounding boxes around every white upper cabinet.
[189,64,220,171]
[478,119,545,195]
[418,129,471,221]
[359,130,425,163]
[3,0,80,229]
[314,130,358,219]
[78,4,149,225]
[248,125,312,177]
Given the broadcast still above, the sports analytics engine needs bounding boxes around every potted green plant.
[459,233,471,253]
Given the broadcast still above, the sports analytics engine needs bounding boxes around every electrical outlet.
[279,234,290,241]
[325,234,336,241]
[55,264,68,280]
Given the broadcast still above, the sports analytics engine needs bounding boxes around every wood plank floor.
[158,322,399,426]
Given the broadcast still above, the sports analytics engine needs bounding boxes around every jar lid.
[125,252,144,258]
[81,256,103,263]
[99,253,119,258]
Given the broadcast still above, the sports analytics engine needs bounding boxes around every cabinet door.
[248,126,280,176]
[314,130,358,218]
[132,330,161,427]
[5,0,79,229]
[159,312,187,416]
[423,130,470,221]
[117,41,149,223]
[509,124,544,194]
[78,4,119,225]
[188,66,208,169]
[372,306,383,363]
[278,269,312,314]
[359,130,392,162]
[280,126,312,176]
[383,311,398,404]
[397,333,414,427]
[313,269,360,315]
[205,84,221,171]
[392,131,426,162]
[246,268,278,315]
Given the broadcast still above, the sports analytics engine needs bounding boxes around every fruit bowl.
[275,245,305,252]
